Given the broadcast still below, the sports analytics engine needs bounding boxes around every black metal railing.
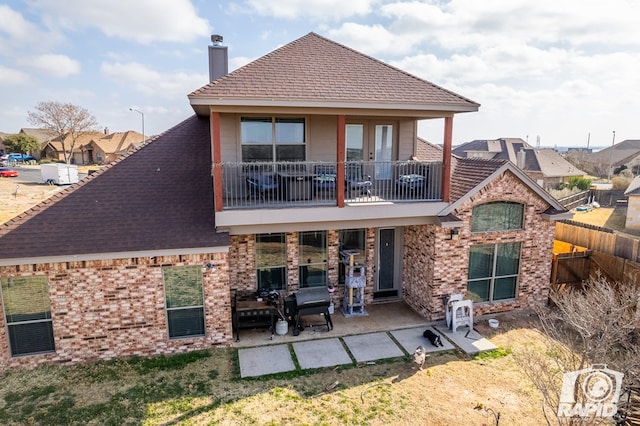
[220,160,442,209]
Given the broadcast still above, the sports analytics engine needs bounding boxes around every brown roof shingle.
[0,115,228,261]
[450,157,507,202]
[189,32,479,111]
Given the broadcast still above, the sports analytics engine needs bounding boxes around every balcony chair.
[345,163,372,197]
[396,162,429,199]
[313,164,337,197]
[246,173,279,201]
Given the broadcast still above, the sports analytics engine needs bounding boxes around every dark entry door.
[375,228,398,298]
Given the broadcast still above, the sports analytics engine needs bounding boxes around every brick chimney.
[208,34,228,83]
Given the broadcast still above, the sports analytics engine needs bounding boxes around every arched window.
[471,201,524,232]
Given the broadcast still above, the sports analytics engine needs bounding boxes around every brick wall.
[403,171,555,320]
[0,252,231,370]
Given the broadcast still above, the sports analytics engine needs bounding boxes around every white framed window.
[1,276,55,356]
[163,266,205,338]
[471,201,524,233]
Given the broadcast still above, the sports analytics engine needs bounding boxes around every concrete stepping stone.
[435,324,497,355]
[238,344,295,378]
[292,338,352,369]
[342,332,404,363]
[390,326,455,354]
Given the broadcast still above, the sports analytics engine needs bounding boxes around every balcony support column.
[211,110,224,212]
[442,116,453,203]
[336,114,346,208]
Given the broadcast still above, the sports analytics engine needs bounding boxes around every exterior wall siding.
[402,171,555,320]
[0,252,231,370]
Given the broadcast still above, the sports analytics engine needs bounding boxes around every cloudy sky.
[1,0,638,148]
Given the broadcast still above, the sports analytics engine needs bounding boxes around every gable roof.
[189,32,479,115]
[0,115,229,266]
[625,175,640,196]
[453,138,584,177]
[438,157,571,223]
[19,128,57,144]
[46,131,106,153]
[92,131,144,154]
[586,139,640,167]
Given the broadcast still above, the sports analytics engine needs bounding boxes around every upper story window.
[241,117,305,162]
[471,201,524,233]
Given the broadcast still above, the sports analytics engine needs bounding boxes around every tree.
[3,134,40,156]
[27,101,98,164]
[516,275,640,424]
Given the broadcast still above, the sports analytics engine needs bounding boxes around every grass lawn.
[0,312,550,425]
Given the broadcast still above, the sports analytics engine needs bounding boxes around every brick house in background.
[0,33,571,369]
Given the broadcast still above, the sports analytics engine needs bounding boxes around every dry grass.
[0,312,551,425]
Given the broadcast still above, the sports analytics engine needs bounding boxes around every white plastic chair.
[445,294,473,333]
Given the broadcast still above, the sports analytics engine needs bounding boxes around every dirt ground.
[0,178,62,224]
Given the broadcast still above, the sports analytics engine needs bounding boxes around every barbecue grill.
[288,287,333,334]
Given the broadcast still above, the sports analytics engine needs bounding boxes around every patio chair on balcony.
[396,163,429,199]
[313,164,337,198]
[345,163,372,197]
[246,173,279,202]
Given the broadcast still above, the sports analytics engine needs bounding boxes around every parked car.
[1,153,36,163]
[0,167,19,177]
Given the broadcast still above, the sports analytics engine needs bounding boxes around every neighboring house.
[583,139,640,176]
[18,128,58,160]
[624,176,640,230]
[0,132,9,155]
[453,138,585,189]
[81,130,145,164]
[43,131,106,163]
[0,32,571,369]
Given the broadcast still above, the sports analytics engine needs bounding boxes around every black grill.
[290,287,333,334]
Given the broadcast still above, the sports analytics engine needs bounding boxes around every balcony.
[220,160,443,210]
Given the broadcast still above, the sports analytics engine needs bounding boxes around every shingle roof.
[586,139,640,167]
[453,138,584,177]
[449,157,507,202]
[189,32,479,111]
[414,137,442,162]
[0,115,228,262]
[47,131,106,153]
[93,131,144,154]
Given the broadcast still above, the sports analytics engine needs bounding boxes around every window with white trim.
[1,276,55,356]
[163,266,205,338]
[467,242,521,303]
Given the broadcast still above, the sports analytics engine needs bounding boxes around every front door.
[375,227,400,299]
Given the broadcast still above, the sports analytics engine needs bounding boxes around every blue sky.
[1,0,638,147]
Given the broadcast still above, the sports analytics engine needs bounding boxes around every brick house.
[0,33,570,369]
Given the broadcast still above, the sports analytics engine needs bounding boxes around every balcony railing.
[220,160,443,209]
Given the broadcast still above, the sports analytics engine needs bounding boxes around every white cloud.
[100,61,207,98]
[328,23,418,56]
[245,0,379,20]
[0,5,61,55]
[30,0,211,44]
[0,66,29,85]
[21,54,82,78]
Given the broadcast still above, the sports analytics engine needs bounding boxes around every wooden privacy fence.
[556,220,640,263]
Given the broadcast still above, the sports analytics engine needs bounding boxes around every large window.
[467,243,521,303]
[339,229,366,284]
[299,231,327,288]
[257,233,287,291]
[471,201,524,232]
[241,117,305,162]
[163,266,205,338]
[1,276,55,356]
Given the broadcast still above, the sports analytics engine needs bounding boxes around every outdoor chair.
[345,163,372,197]
[313,164,337,198]
[246,173,279,201]
[395,162,429,199]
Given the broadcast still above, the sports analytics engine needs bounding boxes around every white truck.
[40,163,79,185]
